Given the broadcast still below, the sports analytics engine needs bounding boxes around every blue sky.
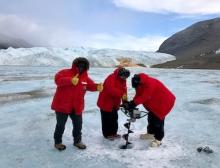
[0,0,220,51]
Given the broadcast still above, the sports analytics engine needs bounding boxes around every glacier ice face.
[0,47,175,67]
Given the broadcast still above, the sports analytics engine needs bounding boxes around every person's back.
[97,68,127,112]
[134,73,175,120]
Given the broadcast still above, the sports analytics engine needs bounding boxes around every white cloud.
[48,30,166,51]
[81,33,166,51]
[0,15,80,47]
[113,0,220,15]
[0,15,50,46]
[0,15,165,51]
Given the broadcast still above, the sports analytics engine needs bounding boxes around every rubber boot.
[54,143,66,151]
[150,139,162,147]
[74,141,87,149]
[140,133,155,140]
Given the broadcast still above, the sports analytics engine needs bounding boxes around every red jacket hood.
[113,68,125,81]
[71,64,88,77]
[113,68,120,76]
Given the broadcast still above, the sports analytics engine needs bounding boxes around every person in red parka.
[51,57,103,150]
[97,67,130,140]
[125,73,175,147]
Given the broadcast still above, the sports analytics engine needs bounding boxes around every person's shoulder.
[139,73,149,80]
[61,68,72,72]
[57,68,71,74]
[139,73,154,86]
[102,73,114,84]
[107,72,116,80]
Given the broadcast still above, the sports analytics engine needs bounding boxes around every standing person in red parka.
[125,73,175,147]
[51,57,103,151]
[97,67,130,140]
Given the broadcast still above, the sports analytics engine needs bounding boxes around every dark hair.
[72,57,90,72]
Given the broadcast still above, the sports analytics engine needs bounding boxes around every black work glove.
[122,100,130,110]
[128,100,137,110]
[122,100,136,110]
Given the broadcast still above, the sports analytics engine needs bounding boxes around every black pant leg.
[149,112,165,141]
[100,110,114,137]
[154,118,164,141]
[112,109,118,135]
[147,112,155,135]
[69,112,82,143]
[54,112,68,144]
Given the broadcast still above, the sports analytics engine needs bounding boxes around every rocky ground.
[152,53,220,69]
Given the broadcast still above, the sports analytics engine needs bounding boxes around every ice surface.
[0,66,220,168]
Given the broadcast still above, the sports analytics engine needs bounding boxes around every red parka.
[133,73,175,120]
[97,68,127,112]
[51,65,97,115]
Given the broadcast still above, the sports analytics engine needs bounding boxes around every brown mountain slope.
[154,17,220,69]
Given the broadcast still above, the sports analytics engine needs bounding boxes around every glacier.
[0,47,175,67]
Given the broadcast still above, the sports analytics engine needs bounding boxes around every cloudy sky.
[0,0,220,51]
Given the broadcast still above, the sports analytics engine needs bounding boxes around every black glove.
[122,100,136,110]
[122,101,130,110]
[128,100,137,110]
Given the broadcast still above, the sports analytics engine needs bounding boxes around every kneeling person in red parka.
[126,73,175,147]
[51,57,103,150]
[97,68,130,140]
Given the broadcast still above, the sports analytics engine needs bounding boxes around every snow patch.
[216,48,220,54]
[85,134,184,168]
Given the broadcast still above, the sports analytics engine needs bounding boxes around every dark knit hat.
[131,74,140,88]
[118,68,130,80]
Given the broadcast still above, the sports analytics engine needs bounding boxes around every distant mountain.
[0,33,32,49]
[154,17,220,69]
